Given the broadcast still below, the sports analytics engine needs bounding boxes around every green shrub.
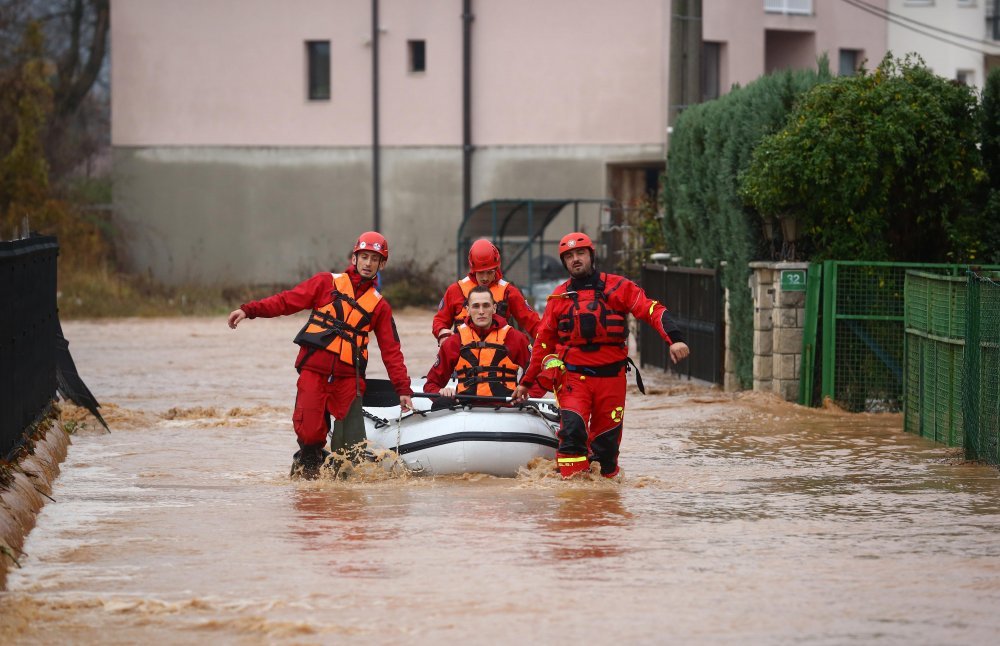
[740,54,984,262]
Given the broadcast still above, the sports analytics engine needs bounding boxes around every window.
[764,0,812,15]
[839,49,861,76]
[956,69,975,85]
[408,40,426,73]
[702,42,721,102]
[306,40,330,100]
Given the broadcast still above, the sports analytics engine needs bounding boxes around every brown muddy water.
[2,312,1000,644]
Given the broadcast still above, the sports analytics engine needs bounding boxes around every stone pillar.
[749,261,809,402]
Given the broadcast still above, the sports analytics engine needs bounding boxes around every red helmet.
[353,231,389,260]
[468,239,501,273]
[558,232,595,257]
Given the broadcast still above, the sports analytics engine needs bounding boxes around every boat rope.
[362,409,389,429]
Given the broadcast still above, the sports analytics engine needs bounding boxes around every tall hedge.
[740,54,983,262]
[980,67,1000,264]
[663,63,830,388]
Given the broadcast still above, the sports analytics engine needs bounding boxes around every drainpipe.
[372,0,381,231]
[462,0,474,228]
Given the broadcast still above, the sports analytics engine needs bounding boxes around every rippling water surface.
[2,315,999,644]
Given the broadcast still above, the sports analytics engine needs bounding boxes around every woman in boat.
[425,285,547,403]
[432,239,541,344]
[227,231,414,479]
[512,232,689,479]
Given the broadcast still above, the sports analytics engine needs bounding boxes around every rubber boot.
[556,452,590,479]
[290,444,329,480]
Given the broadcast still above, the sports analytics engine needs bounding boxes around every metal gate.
[639,264,724,384]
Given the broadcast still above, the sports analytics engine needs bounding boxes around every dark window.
[408,40,426,73]
[839,49,860,76]
[702,42,721,102]
[307,40,330,100]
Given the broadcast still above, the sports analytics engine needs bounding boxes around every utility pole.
[371,0,382,231]
[667,0,702,134]
[462,0,475,231]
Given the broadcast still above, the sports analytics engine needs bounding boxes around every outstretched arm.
[619,279,690,363]
[227,309,247,329]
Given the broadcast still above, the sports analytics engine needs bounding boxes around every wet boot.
[290,444,329,480]
[555,452,590,479]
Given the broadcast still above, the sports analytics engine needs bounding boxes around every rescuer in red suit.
[512,232,689,479]
[432,239,541,344]
[228,232,414,479]
[424,285,547,403]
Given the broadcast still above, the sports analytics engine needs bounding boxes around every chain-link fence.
[819,262,1000,413]
[904,271,966,445]
[963,271,1000,466]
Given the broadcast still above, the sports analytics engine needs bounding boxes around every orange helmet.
[558,232,595,257]
[353,231,389,260]
[468,239,501,273]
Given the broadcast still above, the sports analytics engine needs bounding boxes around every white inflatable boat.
[362,380,559,477]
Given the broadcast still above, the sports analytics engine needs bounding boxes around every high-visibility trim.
[556,455,589,464]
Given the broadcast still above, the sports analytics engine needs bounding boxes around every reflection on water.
[540,489,631,562]
[2,317,1000,644]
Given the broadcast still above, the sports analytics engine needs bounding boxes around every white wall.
[888,0,998,88]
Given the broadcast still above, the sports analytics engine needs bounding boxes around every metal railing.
[1,235,59,458]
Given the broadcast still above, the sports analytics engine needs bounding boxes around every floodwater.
[3,311,1000,644]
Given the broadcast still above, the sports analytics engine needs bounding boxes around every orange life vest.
[293,273,382,370]
[454,323,520,397]
[453,277,510,328]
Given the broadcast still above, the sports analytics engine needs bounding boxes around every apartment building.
[886,0,1000,88]
[111,1,887,284]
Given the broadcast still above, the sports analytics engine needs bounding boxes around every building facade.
[111,0,889,285]
[887,0,1000,88]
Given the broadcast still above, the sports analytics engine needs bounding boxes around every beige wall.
[112,0,666,148]
[111,0,671,284]
[111,0,889,285]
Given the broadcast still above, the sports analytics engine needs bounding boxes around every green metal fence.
[801,261,999,412]
[903,271,967,445]
[963,271,1000,466]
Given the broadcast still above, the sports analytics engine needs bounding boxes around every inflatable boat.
[362,379,559,477]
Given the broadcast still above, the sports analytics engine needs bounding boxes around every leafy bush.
[740,54,984,262]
